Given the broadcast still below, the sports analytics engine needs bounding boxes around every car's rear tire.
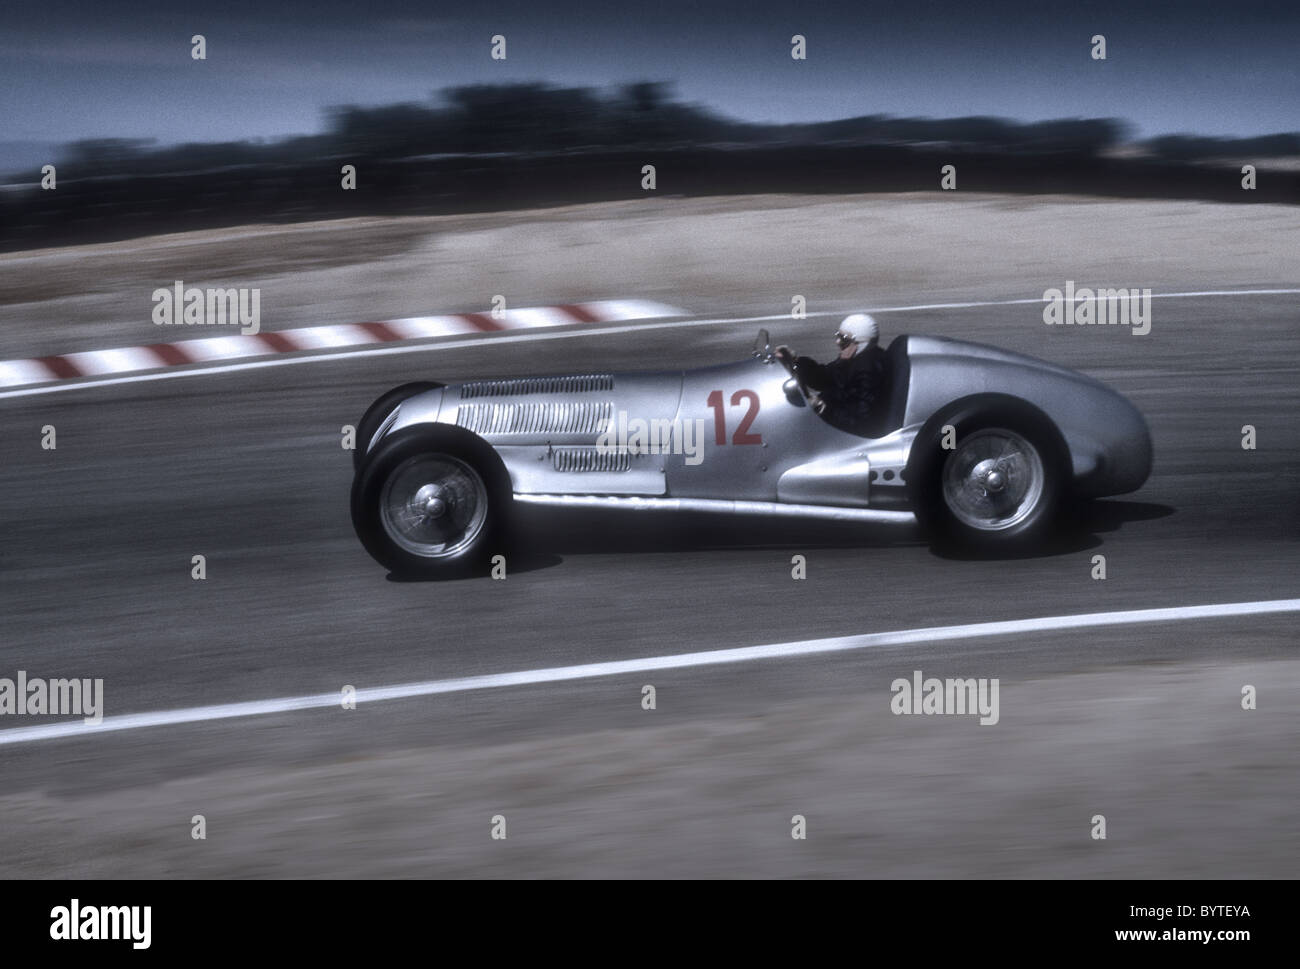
[352,382,442,472]
[908,398,1066,550]
[351,427,510,577]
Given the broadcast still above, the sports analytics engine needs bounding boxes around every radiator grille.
[552,448,632,472]
[456,401,615,437]
[459,375,615,399]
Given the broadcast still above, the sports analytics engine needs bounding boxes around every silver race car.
[351,328,1152,576]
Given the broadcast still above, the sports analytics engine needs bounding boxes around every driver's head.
[834,313,880,356]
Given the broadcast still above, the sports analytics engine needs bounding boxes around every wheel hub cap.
[379,455,489,557]
[412,484,448,519]
[974,460,1007,493]
[941,428,1045,531]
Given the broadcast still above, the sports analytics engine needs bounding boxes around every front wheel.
[352,382,442,472]
[909,401,1066,550]
[351,428,509,577]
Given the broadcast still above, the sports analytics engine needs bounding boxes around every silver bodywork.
[365,334,1152,517]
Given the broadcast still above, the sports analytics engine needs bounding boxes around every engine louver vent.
[459,375,615,399]
[456,401,615,437]
[553,448,632,472]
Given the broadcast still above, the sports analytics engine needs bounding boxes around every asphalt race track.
[1,197,1297,877]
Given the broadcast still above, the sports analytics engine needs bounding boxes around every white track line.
[2,597,1297,747]
[1,287,1296,402]
[865,288,1300,314]
[5,284,1294,403]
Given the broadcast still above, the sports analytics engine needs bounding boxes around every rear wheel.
[909,400,1065,549]
[352,428,509,577]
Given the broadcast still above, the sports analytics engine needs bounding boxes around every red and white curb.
[0,299,682,389]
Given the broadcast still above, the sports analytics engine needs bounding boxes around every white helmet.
[837,313,879,348]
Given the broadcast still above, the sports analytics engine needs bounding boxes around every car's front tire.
[908,398,1066,550]
[351,427,510,577]
[352,382,442,472]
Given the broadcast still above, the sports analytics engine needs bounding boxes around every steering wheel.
[776,348,810,397]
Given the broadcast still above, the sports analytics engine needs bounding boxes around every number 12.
[706,389,762,445]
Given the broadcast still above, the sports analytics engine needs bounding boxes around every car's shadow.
[385,499,1175,580]
[928,499,1175,561]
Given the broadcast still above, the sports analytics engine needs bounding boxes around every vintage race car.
[350,329,1152,575]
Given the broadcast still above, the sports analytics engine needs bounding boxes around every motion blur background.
[2,0,1298,248]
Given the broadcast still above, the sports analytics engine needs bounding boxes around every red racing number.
[706,389,763,445]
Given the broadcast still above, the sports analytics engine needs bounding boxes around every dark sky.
[3,0,1298,146]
